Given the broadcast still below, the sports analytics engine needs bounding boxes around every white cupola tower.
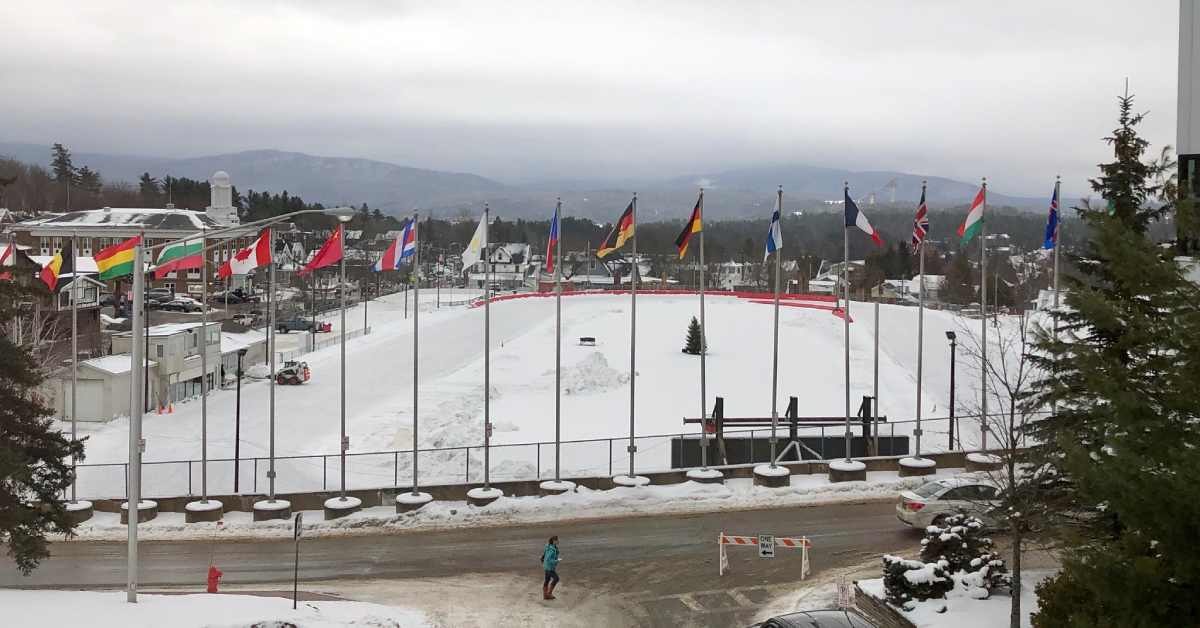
[206,170,239,225]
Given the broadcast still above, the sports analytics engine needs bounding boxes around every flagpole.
[843,182,852,463]
[554,198,563,483]
[698,189,709,471]
[915,182,926,460]
[70,232,78,504]
[268,240,277,501]
[979,178,989,452]
[1052,176,1061,314]
[338,225,348,501]
[200,227,210,503]
[412,212,421,495]
[483,203,491,489]
[769,187,782,468]
[628,193,638,480]
[126,241,144,603]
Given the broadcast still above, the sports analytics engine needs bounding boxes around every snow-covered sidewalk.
[65,470,957,542]
[0,589,431,628]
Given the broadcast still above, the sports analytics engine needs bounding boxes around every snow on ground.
[64,470,957,542]
[70,290,1024,499]
[858,570,1051,628]
[0,589,431,628]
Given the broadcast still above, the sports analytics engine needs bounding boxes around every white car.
[896,477,1000,528]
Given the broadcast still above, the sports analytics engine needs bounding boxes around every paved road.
[3,502,919,626]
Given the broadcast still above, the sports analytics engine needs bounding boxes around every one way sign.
[758,535,775,558]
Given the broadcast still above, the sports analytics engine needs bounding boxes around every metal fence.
[276,326,372,363]
[70,414,1001,501]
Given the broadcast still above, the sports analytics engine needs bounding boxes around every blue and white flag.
[763,194,783,261]
[1043,184,1060,250]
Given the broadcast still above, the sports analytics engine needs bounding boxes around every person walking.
[541,535,561,600]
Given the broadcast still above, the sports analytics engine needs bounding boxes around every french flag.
[374,219,417,271]
[844,187,884,246]
[545,203,560,274]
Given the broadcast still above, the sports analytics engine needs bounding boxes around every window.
[156,344,164,358]
[940,487,972,501]
[163,282,175,293]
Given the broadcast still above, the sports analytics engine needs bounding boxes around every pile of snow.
[0,589,431,628]
[558,352,628,395]
[859,570,1053,628]
[65,470,960,542]
[244,363,272,379]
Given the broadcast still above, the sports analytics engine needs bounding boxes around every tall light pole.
[946,330,958,450]
[234,347,246,492]
[334,214,358,514]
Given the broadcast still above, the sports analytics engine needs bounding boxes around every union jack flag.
[911,187,929,249]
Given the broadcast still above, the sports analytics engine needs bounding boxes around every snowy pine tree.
[682,316,706,355]
[920,514,1008,598]
[1028,89,1200,627]
[882,555,953,610]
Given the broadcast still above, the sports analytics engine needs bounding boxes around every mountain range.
[1,141,1065,221]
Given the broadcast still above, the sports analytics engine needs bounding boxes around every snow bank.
[0,589,431,628]
[558,352,628,395]
[859,569,1053,628]
[66,469,961,542]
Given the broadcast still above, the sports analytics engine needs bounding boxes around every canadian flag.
[219,228,272,278]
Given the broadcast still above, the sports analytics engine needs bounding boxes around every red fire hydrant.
[207,564,223,593]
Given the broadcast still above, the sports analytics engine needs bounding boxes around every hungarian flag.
[911,188,929,249]
[40,242,74,291]
[219,228,272,278]
[958,184,986,245]
[95,235,142,280]
[674,194,702,259]
[299,225,343,276]
[545,204,560,273]
[154,237,203,279]
[374,220,416,271]
[596,201,634,259]
[1043,183,1060,250]
[844,188,884,246]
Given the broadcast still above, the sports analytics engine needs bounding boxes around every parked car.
[750,609,876,628]
[162,298,203,313]
[896,477,1000,528]
[210,290,246,304]
[276,317,316,333]
[148,287,173,299]
[99,293,116,306]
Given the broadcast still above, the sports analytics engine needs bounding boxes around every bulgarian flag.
[94,235,142,280]
[957,184,986,245]
[154,237,204,279]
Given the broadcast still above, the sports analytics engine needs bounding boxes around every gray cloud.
[0,0,1178,197]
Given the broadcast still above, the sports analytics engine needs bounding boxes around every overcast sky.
[0,1,1180,196]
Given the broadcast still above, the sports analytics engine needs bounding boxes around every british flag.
[911,187,929,249]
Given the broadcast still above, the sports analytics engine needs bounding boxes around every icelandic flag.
[763,193,783,261]
[844,188,884,246]
[545,204,560,274]
[1043,184,1060,249]
[373,219,417,271]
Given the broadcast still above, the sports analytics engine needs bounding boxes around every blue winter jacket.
[542,543,560,571]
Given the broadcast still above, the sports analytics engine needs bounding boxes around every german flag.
[40,241,74,292]
[674,194,703,259]
[596,201,635,259]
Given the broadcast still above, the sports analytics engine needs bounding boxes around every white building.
[55,355,159,422]
[112,321,221,409]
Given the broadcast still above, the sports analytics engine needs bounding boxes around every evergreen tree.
[1028,90,1200,627]
[682,316,706,355]
[882,555,953,609]
[941,252,976,305]
[0,279,85,575]
[75,166,101,195]
[49,143,75,184]
[138,173,160,206]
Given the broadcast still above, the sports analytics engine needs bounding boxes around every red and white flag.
[219,228,272,278]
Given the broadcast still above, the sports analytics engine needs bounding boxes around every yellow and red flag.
[596,202,634,259]
[674,195,703,259]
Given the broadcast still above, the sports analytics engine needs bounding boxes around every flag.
[911,189,929,249]
[763,194,782,261]
[596,202,634,259]
[219,229,272,278]
[0,242,12,280]
[844,189,884,246]
[94,235,142,280]
[958,185,986,245]
[374,220,417,271]
[545,204,560,273]
[40,242,74,291]
[154,237,203,279]
[461,212,489,271]
[299,225,343,276]
[1043,185,1060,249]
[674,195,702,259]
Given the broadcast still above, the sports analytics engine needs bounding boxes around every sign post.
[292,512,303,610]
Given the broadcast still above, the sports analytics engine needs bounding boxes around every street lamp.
[234,347,247,493]
[335,212,356,510]
[945,330,957,450]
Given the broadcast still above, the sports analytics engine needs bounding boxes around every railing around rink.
[69,414,1019,501]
